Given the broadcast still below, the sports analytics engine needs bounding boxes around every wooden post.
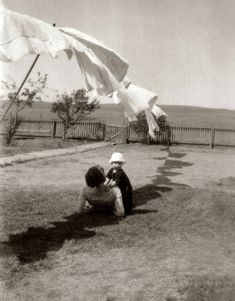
[52,120,57,138]
[102,123,106,141]
[210,128,215,148]
[167,126,171,146]
[147,133,150,145]
[124,125,130,144]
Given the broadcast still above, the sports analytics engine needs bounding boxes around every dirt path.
[0,141,112,167]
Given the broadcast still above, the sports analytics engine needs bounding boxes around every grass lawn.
[0,143,235,300]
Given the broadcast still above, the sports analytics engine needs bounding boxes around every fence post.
[102,123,106,141]
[52,121,57,138]
[146,133,150,145]
[124,125,130,144]
[210,128,215,148]
[167,126,171,146]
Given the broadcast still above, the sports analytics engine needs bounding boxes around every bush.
[131,112,170,144]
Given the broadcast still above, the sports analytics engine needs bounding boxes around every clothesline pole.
[0,54,40,123]
[0,23,56,123]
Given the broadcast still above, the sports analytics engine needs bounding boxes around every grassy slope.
[10,101,235,128]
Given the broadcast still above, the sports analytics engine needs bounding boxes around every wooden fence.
[168,125,235,147]
[1,119,235,147]
[0,120,106,140]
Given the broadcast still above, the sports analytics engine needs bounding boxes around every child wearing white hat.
[106,152,133,215]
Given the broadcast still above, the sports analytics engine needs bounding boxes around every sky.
[1,0,235,109]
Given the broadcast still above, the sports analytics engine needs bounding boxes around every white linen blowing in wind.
[0,3,129,96]
[111,80,167,138]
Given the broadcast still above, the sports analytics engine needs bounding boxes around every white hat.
[110,152,125,163]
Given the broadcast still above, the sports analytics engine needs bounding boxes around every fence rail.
[1,119,235,147]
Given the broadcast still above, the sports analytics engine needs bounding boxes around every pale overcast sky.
[1,0,235,109]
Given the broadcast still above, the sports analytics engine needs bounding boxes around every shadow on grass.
[0,189,164,264]
[132,146,193,208]
[154,146,194,187]
[154,159,193,187]
[0,211,121,264]
[133,184,172,207]
[131,208,159,214]
[0,146,194,265]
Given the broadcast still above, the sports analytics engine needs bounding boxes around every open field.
[7,102,235,128]
[0,143,235,300]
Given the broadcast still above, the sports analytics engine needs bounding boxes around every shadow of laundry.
[159,146,187,158]
[153,145,194,187]
[168,152,187,159]
[161,159,193,170]
[131,208,159,215]
[154,158,194,187]
[133,184,172,207]
[132,147,193,209]
[0,147,194,265]
[0,211,121,264]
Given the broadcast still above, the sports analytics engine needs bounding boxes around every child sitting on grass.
[78,165,125,217]
[106,152,133,215]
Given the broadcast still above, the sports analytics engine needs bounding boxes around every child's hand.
[109,180,117,187]
[104,178,110,185]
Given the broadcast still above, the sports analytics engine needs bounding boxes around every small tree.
[2,72,48,145]
[51,89,99,140]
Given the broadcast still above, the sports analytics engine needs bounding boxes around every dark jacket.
[106,167,133,214]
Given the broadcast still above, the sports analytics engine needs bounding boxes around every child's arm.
[106,168,115,186]
[104,177,111,185]
[106,168,113,179]
[105,177,116,187]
